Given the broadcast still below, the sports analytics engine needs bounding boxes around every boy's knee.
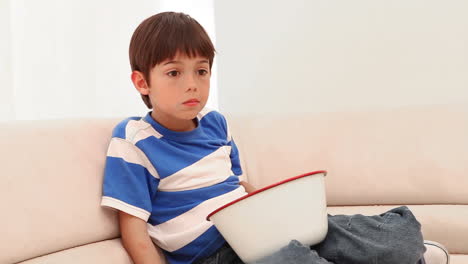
[321,207,425,263]
[377,207,426,263]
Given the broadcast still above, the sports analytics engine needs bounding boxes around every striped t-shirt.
[101,108,247,264]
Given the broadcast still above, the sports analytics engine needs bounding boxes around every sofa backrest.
[0,119,121,264]
[1,104,467,263]
[227,104,468,206]
[225,104,468,255]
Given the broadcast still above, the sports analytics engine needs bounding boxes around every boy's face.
[132,53,210,131]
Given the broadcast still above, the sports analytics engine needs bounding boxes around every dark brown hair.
[129,12,216,108]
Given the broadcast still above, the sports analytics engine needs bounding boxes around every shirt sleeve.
[101,137,159,222]
[228,138,243,176]
[218,112,244,176]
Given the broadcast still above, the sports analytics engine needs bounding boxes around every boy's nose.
[185,74,198,91]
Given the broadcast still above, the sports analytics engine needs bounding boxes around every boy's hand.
[240,181,256,193]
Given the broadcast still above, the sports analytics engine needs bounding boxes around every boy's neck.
[150,111,197,132]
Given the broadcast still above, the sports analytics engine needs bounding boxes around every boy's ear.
[131,71,150,95]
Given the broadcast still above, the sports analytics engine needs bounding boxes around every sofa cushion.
[17,238,132,264]
[451,255,468,264]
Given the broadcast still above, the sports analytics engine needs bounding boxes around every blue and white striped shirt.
[101,108,246,264]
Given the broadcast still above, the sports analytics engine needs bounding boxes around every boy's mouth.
[183,99,200,106]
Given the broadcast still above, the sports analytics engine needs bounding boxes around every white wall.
[214,0,468,114]
[7,0,160,120]
[2,0,217,121]
[0,0,14,120]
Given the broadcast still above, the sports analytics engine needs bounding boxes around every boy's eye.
[167,71,180,77]
[198,69,208,76]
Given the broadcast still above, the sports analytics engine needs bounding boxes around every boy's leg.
[253,240,333,264]
[312,206,426,264]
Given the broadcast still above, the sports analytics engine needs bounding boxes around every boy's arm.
[240,180,256,193]
[119,211,166,264]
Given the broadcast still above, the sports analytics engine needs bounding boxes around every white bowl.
[207,170,328,263]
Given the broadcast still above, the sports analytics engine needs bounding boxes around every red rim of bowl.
[206,170,327,221]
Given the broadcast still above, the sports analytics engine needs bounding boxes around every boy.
[101,12,447,264]
[101,12,253,264]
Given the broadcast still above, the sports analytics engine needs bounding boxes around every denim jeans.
[195,206,426,264]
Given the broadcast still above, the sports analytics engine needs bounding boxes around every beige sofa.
[1,104,467,264]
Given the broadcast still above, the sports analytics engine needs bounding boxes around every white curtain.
[0,0,216,121]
